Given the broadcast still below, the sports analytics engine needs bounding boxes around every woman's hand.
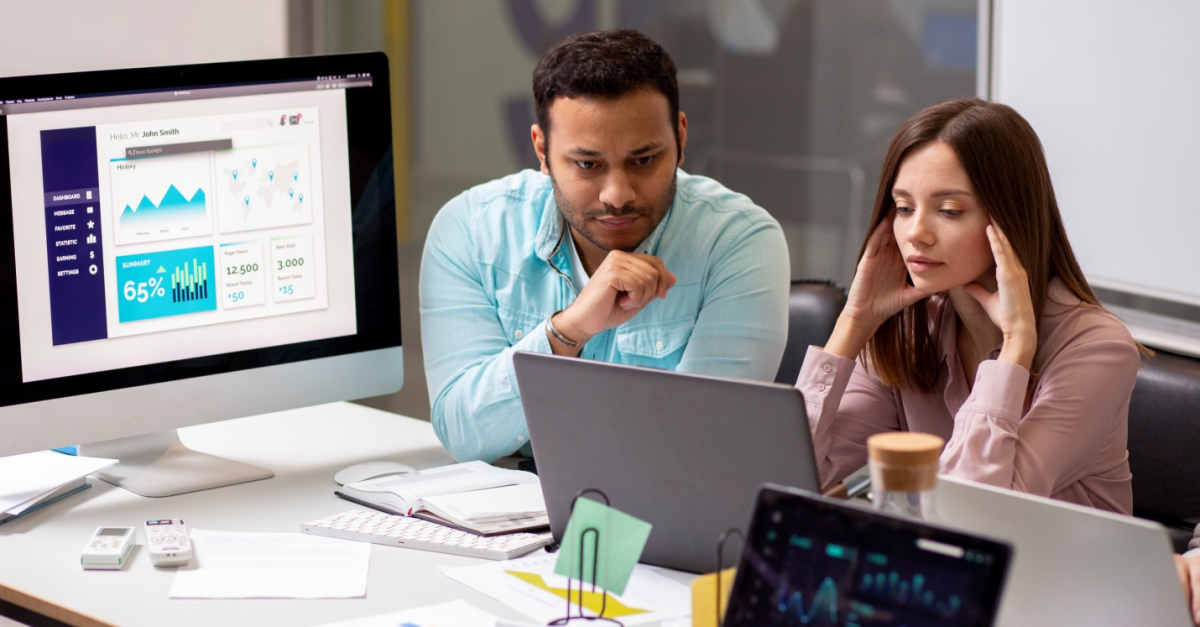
[963,220,1037,370]
[824,218,927,360]
[1176,553,1200,625]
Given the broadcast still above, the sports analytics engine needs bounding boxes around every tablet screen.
[724,485,1011,627]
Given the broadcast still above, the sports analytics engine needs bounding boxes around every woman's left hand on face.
[964,220,1037,366]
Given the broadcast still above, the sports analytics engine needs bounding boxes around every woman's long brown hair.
[863,98,1103,392]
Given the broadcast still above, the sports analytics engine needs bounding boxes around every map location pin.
[232,170,238,180]
[252,158,257,168]
[244,196,250,206]
[289,188,294,199]
[292,171,298,182]
[299,193,304,203]
[268,171,274,182]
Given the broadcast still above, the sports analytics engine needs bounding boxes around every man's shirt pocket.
[497,303,545,345]
[615,317,696,368]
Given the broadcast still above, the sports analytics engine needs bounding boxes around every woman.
[797,98,1141,514]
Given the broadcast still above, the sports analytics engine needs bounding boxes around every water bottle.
[867,432,944,521]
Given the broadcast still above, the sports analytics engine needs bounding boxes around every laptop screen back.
[725,484,1011,627]
[513,351,819,573]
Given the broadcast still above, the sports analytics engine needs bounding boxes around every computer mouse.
[334,461,416,486]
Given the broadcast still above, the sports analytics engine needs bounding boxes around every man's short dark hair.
[533,29,680,156]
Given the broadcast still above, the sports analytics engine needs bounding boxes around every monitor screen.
[725,485,1011,627]
[0,53,402,481]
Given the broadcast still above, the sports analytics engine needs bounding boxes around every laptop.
[935,475,1192,627]
[724,483,1012,627]
[512,351,820,573]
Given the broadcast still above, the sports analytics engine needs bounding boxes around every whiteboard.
[991,0,1200,306]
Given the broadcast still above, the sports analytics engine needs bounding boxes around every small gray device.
[513,351,820,573]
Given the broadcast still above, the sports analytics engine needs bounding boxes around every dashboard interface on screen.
[9,91,356,382]
[0,55,398,403]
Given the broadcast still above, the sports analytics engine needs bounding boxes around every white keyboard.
[301,509,553,560]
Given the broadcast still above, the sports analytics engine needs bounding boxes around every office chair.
[1127,349,1200,552]
[774,279,847,385]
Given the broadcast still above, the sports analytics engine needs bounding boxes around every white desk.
[0,402,612,627]
[9,402,1182,627]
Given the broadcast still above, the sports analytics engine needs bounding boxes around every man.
[420,29,790,462]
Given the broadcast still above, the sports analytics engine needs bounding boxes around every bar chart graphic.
[116,245,216,323]
[857,569,963,617]
[171,257,209,303]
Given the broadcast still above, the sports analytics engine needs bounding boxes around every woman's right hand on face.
[823,218,927,360]
[843,217,927,328]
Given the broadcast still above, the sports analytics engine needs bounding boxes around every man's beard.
[551,171,677,253]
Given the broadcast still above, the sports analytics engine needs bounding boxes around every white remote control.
[81,527,135,570]
[144,519,192,567]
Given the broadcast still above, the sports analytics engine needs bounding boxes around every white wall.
[991,0,1200,354]
[992,0,1200,307]
[0,0,287,78]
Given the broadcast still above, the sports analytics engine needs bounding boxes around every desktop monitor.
[0,53,402,496]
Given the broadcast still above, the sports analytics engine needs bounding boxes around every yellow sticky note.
[692,567,737,627]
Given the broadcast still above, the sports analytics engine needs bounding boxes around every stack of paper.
[0,451,116,524]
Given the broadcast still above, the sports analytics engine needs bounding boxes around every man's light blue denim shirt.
[419,169,790,462]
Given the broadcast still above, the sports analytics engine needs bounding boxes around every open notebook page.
[343,461,538,512]
[422,482,547,521]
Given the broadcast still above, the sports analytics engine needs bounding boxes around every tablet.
[724,484,1012,627]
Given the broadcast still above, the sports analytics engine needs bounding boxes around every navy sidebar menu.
[41,127,107,345]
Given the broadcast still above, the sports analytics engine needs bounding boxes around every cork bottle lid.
[867,432,944,468]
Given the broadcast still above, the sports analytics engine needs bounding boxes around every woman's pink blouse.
[795,281,1140,514]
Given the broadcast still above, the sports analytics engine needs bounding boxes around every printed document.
[312,599,533,627]
[169,529,370,599]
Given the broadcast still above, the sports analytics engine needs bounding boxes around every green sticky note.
[553,497,652,596]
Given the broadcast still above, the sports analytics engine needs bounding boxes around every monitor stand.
[78,430,274,497]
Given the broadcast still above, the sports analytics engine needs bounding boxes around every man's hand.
[1175,553,1200,625]
[547,251,676,355]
